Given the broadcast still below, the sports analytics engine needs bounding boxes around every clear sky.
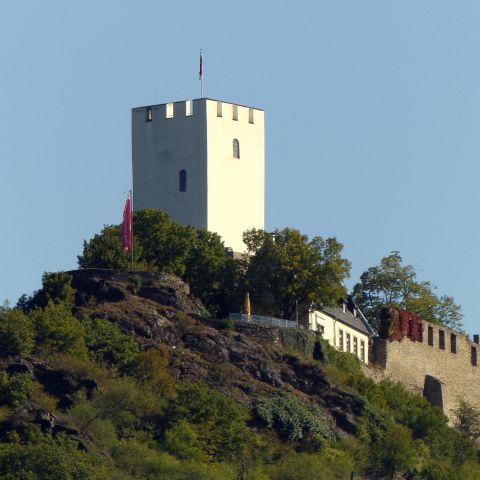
[2,1,479,334]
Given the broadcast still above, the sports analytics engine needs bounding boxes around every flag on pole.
[122,192,132,252]
[199,50,203,80]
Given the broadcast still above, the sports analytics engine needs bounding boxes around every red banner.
[122,193,132,252]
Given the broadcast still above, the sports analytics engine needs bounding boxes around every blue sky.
[2,1,479,334]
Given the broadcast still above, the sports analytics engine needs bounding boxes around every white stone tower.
[132,98,265,252]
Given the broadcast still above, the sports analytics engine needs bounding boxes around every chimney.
[474,335,479,344]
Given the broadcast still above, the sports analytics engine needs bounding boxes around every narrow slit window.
[249,108,254,124]
[353,337,358,358]
[233,139,240,159]
[217,101,222,117]
[451,334,457,354]
[472,346,478,366]
[346,333,351,353]
[146,107,152,122]
[439,330,445,350]
[428,326,434,346]
[186,100,193,116]
[360,341,366,363]
[232,104,238,121]
[179,170,187,192]
[338,329,344,351]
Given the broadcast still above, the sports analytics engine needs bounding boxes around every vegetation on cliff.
[1,267,478,479]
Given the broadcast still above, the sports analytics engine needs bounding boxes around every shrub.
[0,308,35,357]
[166,382,254,461]
[131,346,176,399]
[279,327,316,357]
[83,317,139,372]
[30,301,88,357]
[163,420,204,461]
[0,372,33,408]
[253,391,331,441]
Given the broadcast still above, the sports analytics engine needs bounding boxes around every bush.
[166,382,254,462]
[30,302,88,357]
[279,328,316,357]
[0,372,33,408]
[83,317,139,372]
[0,308,35,357]
[254,391,331,441]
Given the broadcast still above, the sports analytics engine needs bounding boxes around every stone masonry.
[366,318,480,422]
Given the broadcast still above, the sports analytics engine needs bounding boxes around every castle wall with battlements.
[367,319,480,421]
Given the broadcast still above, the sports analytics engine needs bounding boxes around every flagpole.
[199,49,203,98]
[130,189,134,272]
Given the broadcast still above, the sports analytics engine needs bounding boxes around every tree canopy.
[352,251,463,332]
[78,209,237,316]
[243,228,351,320]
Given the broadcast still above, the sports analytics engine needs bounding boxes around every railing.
[229,313,303,329]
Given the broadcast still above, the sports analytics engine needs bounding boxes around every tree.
[243,228,351,320]
[30,302,88,357]
[452,400,480,439]
[352,252,463,332]
[77,209,237,316]
[0,308,35,358]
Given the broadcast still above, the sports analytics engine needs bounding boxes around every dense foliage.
[352,251,463,332]
[243,228,351,320]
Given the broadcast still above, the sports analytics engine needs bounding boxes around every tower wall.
[206,100,265,252]
[132,100,208,229]
[131,98,265,251]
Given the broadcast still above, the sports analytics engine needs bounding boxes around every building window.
[439,330,445,350]
[353,337,358,358]
[232,104,238,121]
[428,326,434,346]
[233,139,240,159]
[338,329,344,351]
[217,101,222,117]
[472,346,477,367]
[179,170,187,192]
[249,108,254,124]
[146,107,152,122]
[186,100,193,116]
[346,333,351,353]
[451,334,457,354]
[166,102,174,118]
[318,324,325,335]
[360,340,366,363]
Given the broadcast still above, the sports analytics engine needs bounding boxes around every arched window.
[179,169,187,192]
[233,139,240,159]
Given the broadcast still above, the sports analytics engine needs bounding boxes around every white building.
[132,98,265,252]
[309,299,374,364]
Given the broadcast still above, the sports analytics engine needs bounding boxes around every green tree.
[452,400,480,439]
[78,209,237,316]
[0,308,35,357]
[83,318,139,373]
[243,228,350,320]
[30,302,88,357]
[352,251,463,331]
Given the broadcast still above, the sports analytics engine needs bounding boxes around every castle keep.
[132,98,265,252]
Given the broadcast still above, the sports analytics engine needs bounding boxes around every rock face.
[65,269,364,437]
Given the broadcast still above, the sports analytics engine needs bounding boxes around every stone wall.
[366,319,480,421]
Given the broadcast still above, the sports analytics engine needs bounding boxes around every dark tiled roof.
[321,306,372,336]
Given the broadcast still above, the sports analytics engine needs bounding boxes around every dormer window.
[233,139,240,159]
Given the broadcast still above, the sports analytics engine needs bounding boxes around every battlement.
[367,308,480,421]
[132,98,263,125]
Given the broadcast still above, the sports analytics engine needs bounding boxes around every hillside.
[0,269,478,479]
